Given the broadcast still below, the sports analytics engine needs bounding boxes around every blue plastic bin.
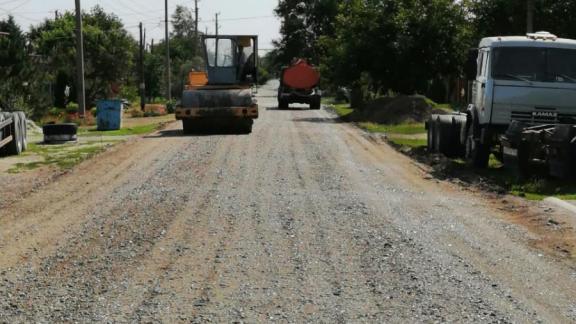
[97,99,123,131]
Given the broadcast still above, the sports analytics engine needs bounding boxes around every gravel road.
[0,81,575,322]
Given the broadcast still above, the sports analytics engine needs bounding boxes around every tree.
[28,6,136,108]
[145,5,203,100]
[470,0,576,40]
[0,16,30,111]
[274,0,339,66]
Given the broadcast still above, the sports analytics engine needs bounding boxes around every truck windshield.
[492,47,576,83]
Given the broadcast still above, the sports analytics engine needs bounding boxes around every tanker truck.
[278,59,322,110]
[0,110,27,156]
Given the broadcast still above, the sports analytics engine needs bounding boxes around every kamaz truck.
[0,110,27,156]
[427,32,576,177]
[176,35,259,134]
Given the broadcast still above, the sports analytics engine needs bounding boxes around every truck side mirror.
[465,48,478,80]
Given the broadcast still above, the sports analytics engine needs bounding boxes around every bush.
[144,111,161,117]
[129,108,144,118]
[48,107,64,117]
[144,104,167,116]
[119,85,139,103]
[165,100,177,113]
[66,102,79,114]
[90,107,98,117]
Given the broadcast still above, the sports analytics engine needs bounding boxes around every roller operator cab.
[428,32,576,168]
[177,35,259,134]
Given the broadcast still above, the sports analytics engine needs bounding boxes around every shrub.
[129,108,145,118]
[144,104,167,116]
[66,102,79,114]
[48,107,64,117]
[90,107,98,117]
[166,100,177,114]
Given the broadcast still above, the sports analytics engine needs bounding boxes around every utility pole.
[215,13,220,36]
[139,22,145,110]
[527,0,534,33]
[194,0,199,38]
[165,0,171,101]
[74,0,86,117]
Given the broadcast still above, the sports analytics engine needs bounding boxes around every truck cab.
[470,32,576,131]
[428,32,576,168]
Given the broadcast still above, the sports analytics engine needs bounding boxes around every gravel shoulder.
[0,81,575,322]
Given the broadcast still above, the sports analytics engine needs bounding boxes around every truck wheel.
[427,120,437,153]
[436,117,458,158]
[17,112,27,151]
[465,124,489,168]
[239,119,253,134]
[517,140,533,178]
[310,100,321,110]
[182,119,195,134]
[6,113,23,156]
[278,100,288,110]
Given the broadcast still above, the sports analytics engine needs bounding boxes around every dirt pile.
[355,95,446,124]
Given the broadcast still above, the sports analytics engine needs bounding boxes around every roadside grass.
[79,123,160,137]
[359,122,425,135]
[388,138,427,148]
[328,102,576,201]
[7,116,173,173]
[330,103,354,118]
[7,142,115,173]
[327,103,428,148]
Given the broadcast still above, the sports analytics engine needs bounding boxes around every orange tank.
[282,59,320,89]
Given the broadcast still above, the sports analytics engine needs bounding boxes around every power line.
[202,15,275,23]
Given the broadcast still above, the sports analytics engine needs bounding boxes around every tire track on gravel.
[0,130,232,322]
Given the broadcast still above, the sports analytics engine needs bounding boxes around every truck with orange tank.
[278,59,321,110]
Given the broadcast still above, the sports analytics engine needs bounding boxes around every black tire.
[465,123,489,168]
[16,111,27,151]
[310,100,321,110]
[278,100,288,110]
[6,113,22,156]
[517,140,532,177]
[436,118,458,158]
[427,120,436,153]
[182,119,195,134]
[239,119,253,134]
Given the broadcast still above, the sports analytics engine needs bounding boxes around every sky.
[0,0,281,50]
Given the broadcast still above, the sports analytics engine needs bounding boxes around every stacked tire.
[427,115,465,158]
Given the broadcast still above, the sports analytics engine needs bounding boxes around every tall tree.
[274,0,339,66]
[0,16,30,111]
[470,0,576,39]
[28,6,136,108]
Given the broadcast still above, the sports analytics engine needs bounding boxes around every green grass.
[388,137,427,148]
[330,104,353,118]
[359,122,426,135]
[7,142,112,173]
[79,124,160,137]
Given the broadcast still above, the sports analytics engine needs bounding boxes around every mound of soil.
[352,95,446,124]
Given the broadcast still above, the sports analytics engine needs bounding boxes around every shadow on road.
[146,129,250,138]
[291,116,342,124]
[266,106,313,111]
